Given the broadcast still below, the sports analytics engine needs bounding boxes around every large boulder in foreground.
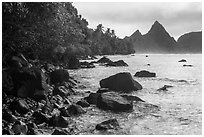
[134,70,156,77]
[96,92,133,112]
[100,72,142,92]
[106,60,128,67]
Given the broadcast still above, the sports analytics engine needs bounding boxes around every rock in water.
[134,70,156,77]
[50,69,69,85]
[96,119,120,130]
[100,72,142,92]
[106,60,128,67]
[183,64,193,67]
[84,93,100,105]
[121,94,144,102]
[178,59,187,62]
[96,92,133,112]
[157,85,173,91]
[76,100,90,108]
[97,56,112,64]
[67,104,86,116]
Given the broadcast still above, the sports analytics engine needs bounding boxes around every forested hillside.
[2,2,134,66]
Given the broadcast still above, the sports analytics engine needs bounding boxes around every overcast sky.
[73,2,202,40]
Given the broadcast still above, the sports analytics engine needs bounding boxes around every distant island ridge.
[124,21,202,54]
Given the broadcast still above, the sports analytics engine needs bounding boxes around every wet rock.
[76,100,90,108]
[106,60,128,67]
[183,64,193,67]
[100,72,142,92]
[67,104,86,116]
[53,86,69,97]
[2,128,12,135]
[49,69,69,85]
[11,67,48,98]
[2,109,17,123]
[84,93,100,105]
[60,107,70,117]
[32,89,47,101]
[32,111,49,125]
[52,128,69,135]
[121,94,144,102]
[134,70,156,77]
[97,56,112,64]
[48,115,69,128]
[9,99,29,115]
[97,88,111,94]
[178,59,187,62]
[80,61,95,68]
[157,85,173,91]
[96,92,133,112]
[12,121,28,135]
[96,119,120,130]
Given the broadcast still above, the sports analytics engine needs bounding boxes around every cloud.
[73,2,202,38]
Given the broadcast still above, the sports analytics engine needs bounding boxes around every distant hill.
[125,21,178,53]
[177,31,202,53]
[125,21,202,54]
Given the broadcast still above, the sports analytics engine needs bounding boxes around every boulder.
[50,69,69,85]
[157,85,173,91]
[84,93,100,105]
[76,100,90,108]
[9,99,29,115]
[97,56,112,64]
[96,92,133,112]
[52,128,68,135]
[48,115,69,128]
[53,86,69,97]
[12,121,28,135]
[183,64,193,67]
[121,94,144,102]
[134,70,156,77]
[178,59,187,62]
[106,60,128,67]
[11,67,48,98]
[59,107,70,117]
[2,109,17,123]
[67,104,86,116]
[100,72,142,92]
[96,119,120,130]
[80,61,95,68]
[32,111,49,125]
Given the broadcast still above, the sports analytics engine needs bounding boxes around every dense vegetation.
[2,2,134,66]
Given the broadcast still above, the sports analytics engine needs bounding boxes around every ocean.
[69,54,202,135]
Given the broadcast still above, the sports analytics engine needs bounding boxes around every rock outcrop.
[100,72,142,92]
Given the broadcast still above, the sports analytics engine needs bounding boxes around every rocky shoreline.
[2,54,160,135]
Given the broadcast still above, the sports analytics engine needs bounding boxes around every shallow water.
[69,54,202,135]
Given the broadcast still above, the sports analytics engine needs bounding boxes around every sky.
[73,2,202,40]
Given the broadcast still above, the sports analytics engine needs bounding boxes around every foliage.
[2,2,135,66]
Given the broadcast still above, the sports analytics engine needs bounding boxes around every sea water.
[69,54,202,135]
